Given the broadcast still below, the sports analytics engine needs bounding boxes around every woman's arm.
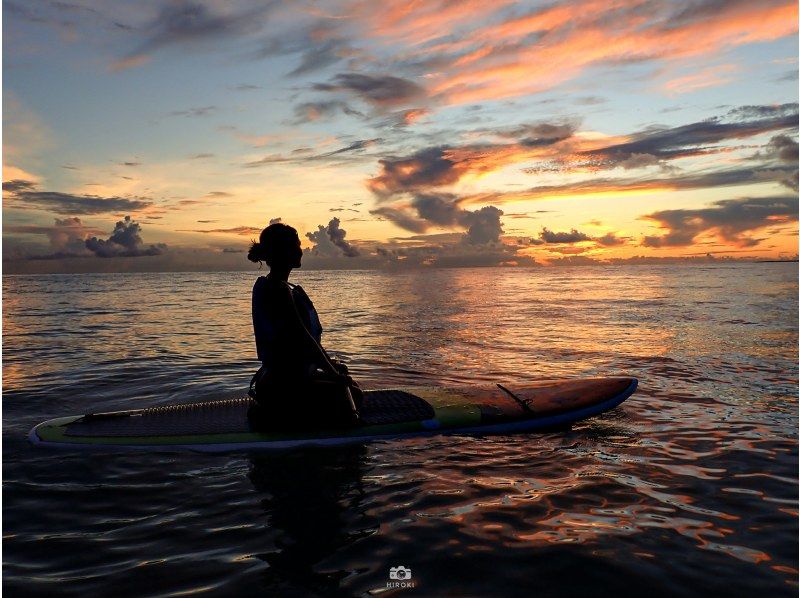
[275,283,349,381]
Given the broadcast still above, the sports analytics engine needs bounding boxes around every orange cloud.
[355,0,517,45]
[367,136,581,198]
[353,0,797,105]
[662,64,740,96]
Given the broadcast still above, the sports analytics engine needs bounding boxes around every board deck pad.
[64,390,435,437]
[30,377,638,451]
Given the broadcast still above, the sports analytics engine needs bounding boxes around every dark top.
[252,276,323,379]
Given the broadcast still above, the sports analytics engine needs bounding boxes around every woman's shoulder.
[253,276,292,301]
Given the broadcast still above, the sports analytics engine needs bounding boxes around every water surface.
[3,264,798,596]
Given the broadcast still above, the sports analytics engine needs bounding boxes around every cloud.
[112,1,275,71]
[367,122,578,198]
[5,217,104,257]
[3,179,37,193]
[394,108,430,126]
[4,180,153,215]
[167,106,218,118]
[594,232,626,247]
[313,73,425,109]
[418,0,798,105]
[468,164,799,205]
[371,233,533,268]
[250,19,355,76]
[494,122,577,145]
[371,206,429,233]
[4,0,122,39]
[368,147,463,197]
[539,228,591,244]
[305,217,359,257]
[372,192,505,244]
[288,38,353,77]
[292,100,364,123]
[181,226,261,236]
[641,195,798,248]
[661,64,740,95]
[460,205,504,245]
[760,134,799,163]
[231,83,261,91]
[551,104,800,172]
[6,216,165,259]
[245,138,380,167]
[727,103,799,120]
[85,216,167,257]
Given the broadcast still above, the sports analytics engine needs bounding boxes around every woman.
[247,222,363,428]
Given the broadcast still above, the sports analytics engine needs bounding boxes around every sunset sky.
[3,0,799,272]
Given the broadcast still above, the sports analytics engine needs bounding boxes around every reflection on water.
[3,264,798,596]
[247,447,371,594]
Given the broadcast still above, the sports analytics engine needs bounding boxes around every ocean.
[3,264,797,596]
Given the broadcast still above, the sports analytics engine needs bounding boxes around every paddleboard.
[29,377,637,452]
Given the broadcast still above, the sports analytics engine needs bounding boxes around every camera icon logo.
[389,566,412,580]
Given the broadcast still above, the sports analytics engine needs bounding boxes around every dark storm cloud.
[759,134,799,163]
[757,134,800,190]
[313,73,425,108]
[372,192,505,245]
[460,206,504,245]
[641,196,798,248]
[368,147,461,198]
[726,103,798,120]
[4,181,153,215]
[306,217,359,257]
[411,192,463,226]
[370,207,429,233]
[539,228,591,244]
[367,123,576,198]
[494,164,800,203]
[594,232,627,247]
[3,179,37,193]
[580,106,799,168]
[85,216,167,257]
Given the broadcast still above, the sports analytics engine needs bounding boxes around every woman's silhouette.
[247,222,363,428]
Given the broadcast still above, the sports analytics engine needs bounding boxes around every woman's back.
[252,275,322,376]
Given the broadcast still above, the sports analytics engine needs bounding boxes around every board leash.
[496,383,535,414]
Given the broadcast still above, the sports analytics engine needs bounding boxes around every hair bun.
[247,241,265,263]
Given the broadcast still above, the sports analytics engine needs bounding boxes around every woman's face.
[290,234,303,268]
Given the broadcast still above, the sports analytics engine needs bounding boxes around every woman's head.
[248,222,303,269]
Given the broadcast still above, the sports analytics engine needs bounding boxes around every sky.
[3,0,799,272]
